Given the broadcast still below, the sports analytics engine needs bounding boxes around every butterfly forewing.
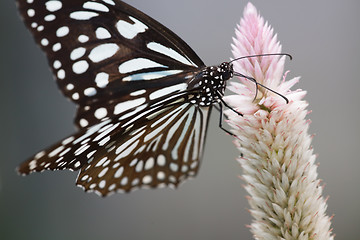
[74,71,195,129]
[17,0,205,128]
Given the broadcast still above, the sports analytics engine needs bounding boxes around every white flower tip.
[244,2,257,16]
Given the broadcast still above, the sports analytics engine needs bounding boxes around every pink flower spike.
[225,2,334,239]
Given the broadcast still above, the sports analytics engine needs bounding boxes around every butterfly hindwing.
[18,94,211,196]
[17,0,205,128]
[17,118,114,175]
[77,102,211,196]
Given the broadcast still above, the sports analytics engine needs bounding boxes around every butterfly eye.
[221,69,232,81]
[218,62,233,80]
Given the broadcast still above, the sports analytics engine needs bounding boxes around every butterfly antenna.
[234,72,289,104]
[229,53,292,63]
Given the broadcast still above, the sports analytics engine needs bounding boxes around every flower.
[224,3,334,239]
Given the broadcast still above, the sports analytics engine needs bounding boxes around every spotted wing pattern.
[18,95,210,196]
[16,0,214,196]
[17,0,205,128]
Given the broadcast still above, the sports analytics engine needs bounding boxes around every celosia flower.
[224,3,334,239]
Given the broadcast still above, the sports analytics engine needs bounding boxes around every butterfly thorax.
[189,62,233,106]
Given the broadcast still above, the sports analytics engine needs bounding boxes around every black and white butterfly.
[17,0,288,196]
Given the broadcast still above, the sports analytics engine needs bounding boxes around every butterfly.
[17,0,289,196]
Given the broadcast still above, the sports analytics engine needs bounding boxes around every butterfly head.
[218,62,234,81]
[188,62,235,106]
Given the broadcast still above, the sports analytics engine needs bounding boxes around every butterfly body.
[187,62,233,107]
[17,0,236,196]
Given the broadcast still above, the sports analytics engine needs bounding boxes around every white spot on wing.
[80,119,89,127]
[102,0,115,5]
[145,108,184,142]
[95,72,109,88]
[84,87,97,97]
[53,60,61,69]
[123,70,183,81]
[170,163,178,172]
[120,177,128,186]
[98,136,110,146]
[157,155,166,166]
[171,107,194,160]
[89,43,119,63]
[144,157,154,170]
[48,145,65,158]
[57,69,65,79]
[130,89,146,96]
[95,157,108,167]
[27,9,35,17]
[147,42,197,67]
[135,160,143,172]
[116,16,148,39]
[114,167,124,178]
[62,136,75,145]
[72,60,89,74]
[114,98,146,115]
[41,38,49,46]
[98,167,109,178]
[162,104,192,155]
[119,58,166,74]
[149,83,187,100]
[78,35,89,43]
[142,175,152,184]
[83,1,109,12]
[99,180,106,188]
[94,107,108,119]
[190,161,198,169]
[72,120,111,145]
[157,171,165,180]
[95,27,111,39]
[115,140,139,160]
[81,175,89,181]
[56,26,69,37]
[93,123,119,143]
[52,43,61,52]
[66,84,74,90]
[29,160,37,170]
[131,178,139,186]
[72,92,80,100]
[118,105,147,121]
[86,150,96,159]
[44,14,56,21]
[70,47,86,60]
[70,11,99,20]
[129,159,137,167]
[45,0,62,12]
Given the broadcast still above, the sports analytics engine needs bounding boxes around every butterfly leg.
[214,104,220,112]
[216,91,243,117]
[217,102,236,137]
[213,104,230,121]
[214,105,229,120]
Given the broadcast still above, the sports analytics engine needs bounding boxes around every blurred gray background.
[1,0,359,239]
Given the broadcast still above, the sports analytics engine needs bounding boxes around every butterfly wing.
[18,95,211,196]
[17,0,205,128]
